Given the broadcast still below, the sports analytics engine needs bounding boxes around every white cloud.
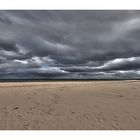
[96,57,140,70]
[14,59,28,64]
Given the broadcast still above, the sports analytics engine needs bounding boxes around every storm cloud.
[0,10,140,79]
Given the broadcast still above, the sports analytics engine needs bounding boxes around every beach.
[0,80,140,130]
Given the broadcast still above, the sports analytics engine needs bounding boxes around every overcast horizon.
[0,10,140,79]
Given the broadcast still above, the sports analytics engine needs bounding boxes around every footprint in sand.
[27,96,32,99]
[53,94,60,104]
[13,107,19,110]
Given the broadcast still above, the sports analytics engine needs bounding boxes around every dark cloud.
[0,38,18,52]
[0,10,140,79]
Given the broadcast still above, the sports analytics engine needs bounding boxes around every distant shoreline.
[0,79,140,82]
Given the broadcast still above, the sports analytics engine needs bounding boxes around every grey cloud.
[62,57,140,73]
[0,10,140,79]
[96,57,140,71]
[0,38,18,52]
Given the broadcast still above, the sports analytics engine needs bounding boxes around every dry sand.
[0,80,140,130]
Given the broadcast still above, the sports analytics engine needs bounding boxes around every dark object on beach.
[13,107,19,110]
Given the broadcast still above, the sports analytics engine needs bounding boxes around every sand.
[0,80,140,130]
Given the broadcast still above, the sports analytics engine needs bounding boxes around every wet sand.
[0,80,140,130]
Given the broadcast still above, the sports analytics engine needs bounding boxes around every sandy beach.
[0,80,140,130]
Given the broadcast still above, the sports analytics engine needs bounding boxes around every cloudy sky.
[0,10,140,79]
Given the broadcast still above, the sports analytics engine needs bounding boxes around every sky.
[0,10,140,79]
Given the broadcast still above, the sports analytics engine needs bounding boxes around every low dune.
[0,80,140,130]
